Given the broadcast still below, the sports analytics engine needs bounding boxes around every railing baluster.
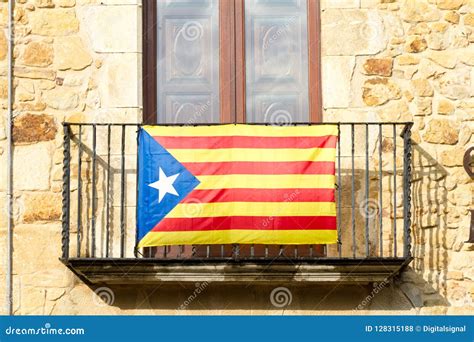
[337,123,342,258]
[365,124,369,257]
[61,124,71,260]
[403,124,413,258]
[378,124,383,258]
[106,125,111,258]
[120,125,126,258]
[76,126,82,258]
[91,124,97,258]
[393,124,397,257]
[135,124,140,258]
[351,124,356,258]
[235,244,240,259]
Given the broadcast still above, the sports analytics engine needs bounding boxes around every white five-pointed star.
[148,167,180,203]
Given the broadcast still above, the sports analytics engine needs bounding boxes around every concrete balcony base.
[63,258,412,285]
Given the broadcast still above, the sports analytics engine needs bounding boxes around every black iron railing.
[61,122,413,262]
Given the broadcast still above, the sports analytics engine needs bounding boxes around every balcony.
[60,122,413,285]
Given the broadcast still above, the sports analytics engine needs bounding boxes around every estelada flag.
[137,124,338,247]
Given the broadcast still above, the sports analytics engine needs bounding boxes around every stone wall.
[0,0,473,315]
[321,0,473,314]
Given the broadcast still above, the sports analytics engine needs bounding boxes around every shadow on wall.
[83,283,415,313]
[400,144,449,309]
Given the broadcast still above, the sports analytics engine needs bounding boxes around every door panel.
[156,0,220,123]
[245,0,310,123]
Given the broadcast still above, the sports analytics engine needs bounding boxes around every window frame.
[142,0,322,124]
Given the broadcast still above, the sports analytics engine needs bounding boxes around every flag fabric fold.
[137,124,338,247]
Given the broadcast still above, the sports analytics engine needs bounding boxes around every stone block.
[321,0,360,9]
[43,86,80,110]
[437,98,455,114]
[21,41,54,67]
[362,58,393,76]
[14,67,56,81]
[440,146,465,166]
[98,54,139,108]
[460,46,474,66]
[427,50,458,68]
[464,13,474,26]
[411,79,434,97]
[12,143,52,191]
[0,31,6,61]
[322,9,386,56]
[396,54,420,65]
[434,66,472,100]
[411,97,432,116]
[54,36,92,71]
[405,36,428,53]
[445,11,460,24]
[423,119,459,144]
[362,77,401,106]
[29,9,80,36]
[322,56,355,108]
[22,192,62,222]
[13,113,57,144]
[13,224,63,275]
[78,6,139,53]
[436,0,465,10]
[401,0,441,23]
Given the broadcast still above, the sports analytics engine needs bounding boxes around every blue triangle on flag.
[137,128,200,242]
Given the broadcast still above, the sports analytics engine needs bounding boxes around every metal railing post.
[402,123,413,258]
[61,124,71,260]
[91,124,97,257]
[120,125,126,258]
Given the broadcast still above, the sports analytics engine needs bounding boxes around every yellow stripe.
[168,202,336,218]
[138,229,338,247]
[144,124,338,137]
[169,148,336,163]
[196,174,335,190]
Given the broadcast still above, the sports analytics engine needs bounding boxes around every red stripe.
[152,216,337,232]
[181,188,335,203]
[183,161,335,175]
[154,135,337,149]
